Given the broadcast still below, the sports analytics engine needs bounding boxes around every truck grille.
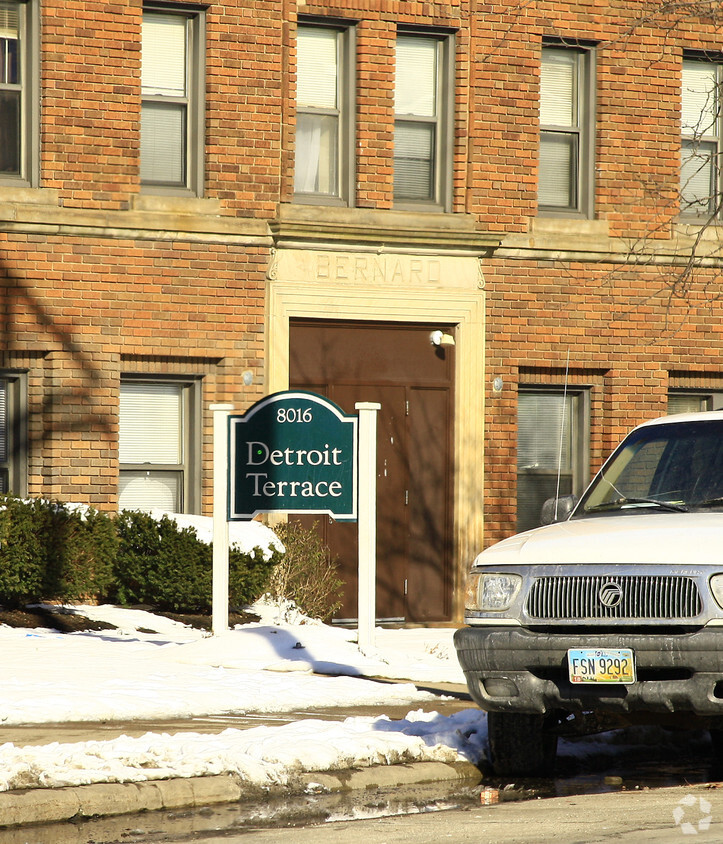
[526,575,702,620]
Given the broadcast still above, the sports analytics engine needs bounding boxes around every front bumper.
[454,625,723,717]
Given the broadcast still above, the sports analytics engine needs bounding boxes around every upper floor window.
[141,7,205,194]
[539,45,594,217]
[394,31,454,212]
[680,58,721,217]
[119,378,201,514]
[294,23,354,204]
[0,0,37,185]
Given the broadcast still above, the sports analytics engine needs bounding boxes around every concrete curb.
[0,761,482,829]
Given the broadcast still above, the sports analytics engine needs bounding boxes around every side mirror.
[540,494,578,525]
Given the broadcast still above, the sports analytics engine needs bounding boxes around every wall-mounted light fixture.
[430,330,455,347]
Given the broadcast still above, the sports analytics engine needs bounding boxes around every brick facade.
[3,0,723,618]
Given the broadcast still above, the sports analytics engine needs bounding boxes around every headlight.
[710,574,723,609]
[465,572,522,611]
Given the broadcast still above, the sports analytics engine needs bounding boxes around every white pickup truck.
[454,411,723,776]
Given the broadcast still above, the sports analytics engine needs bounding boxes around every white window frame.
[141,5,205,195]
[517,387,589,532]
[294,20,355,205]
[0,0,38,186]
[680,57,722,218]
[538,43,595,218]
[118,377,201,513]
[393,29,454,213]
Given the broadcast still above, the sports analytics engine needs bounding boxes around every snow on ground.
[0,593,486,792]
[0,515,705,794]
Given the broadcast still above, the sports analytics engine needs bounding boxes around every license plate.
[568,648,636,684]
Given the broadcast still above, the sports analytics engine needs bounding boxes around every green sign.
[228,391,358,521]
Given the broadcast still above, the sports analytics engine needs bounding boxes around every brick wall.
[3,0,723,548]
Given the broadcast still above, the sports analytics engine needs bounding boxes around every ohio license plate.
[568,648,636,684]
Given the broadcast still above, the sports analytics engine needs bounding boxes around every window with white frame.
[681,58,721,217]
[539,45,594,215]
[294,23,354,203]
[141,7,204,193]
[0,0,37,183]
[119,380,200,513]
[394,31,453,211]
[517,389,588,532]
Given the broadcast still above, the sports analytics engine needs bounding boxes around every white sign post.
[211,403,234,636]
[356,402,380,652]
[211,396,379,646]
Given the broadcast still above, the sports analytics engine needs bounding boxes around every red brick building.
[2,0,723,622]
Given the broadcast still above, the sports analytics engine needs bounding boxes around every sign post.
[356,402,381,651]
[211,403,234,636]
[215,390,379,648]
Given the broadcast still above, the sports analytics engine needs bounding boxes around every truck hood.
[475,512,723,567]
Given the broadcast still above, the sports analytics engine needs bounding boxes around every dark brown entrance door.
[289,320,455,622]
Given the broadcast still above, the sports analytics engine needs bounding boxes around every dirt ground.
[0,604,260,633]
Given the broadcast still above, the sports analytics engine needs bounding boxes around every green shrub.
[269,520,343,621]
[0,496,49,606]
[229,542,284,610]
[0,496,117,607]
[113,510,282,613]
[112,511,211,611]
[0,495,282,614]
[45,504,117,602]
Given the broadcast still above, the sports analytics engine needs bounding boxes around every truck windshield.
[576,419,723,516]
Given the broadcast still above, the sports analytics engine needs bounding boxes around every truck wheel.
[487,712,558,777]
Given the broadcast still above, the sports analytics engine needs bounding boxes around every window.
[294,23,354,203]
[141,7,204,193]
[681,58,721,217]
[539,45,594,216]
[0,0,37,184]
[517,389,588,532]
[119,379,200,513]
[394,31,453,211]
[0,374,26,495]
[669,391,723,413]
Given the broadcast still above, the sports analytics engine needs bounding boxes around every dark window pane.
[0,35,19,84]
[0,89,19,173]
[517,472,572,532]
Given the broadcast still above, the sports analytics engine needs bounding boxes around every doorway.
[289,320,455,622]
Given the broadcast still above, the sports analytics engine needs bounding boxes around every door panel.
[407,386,453,620]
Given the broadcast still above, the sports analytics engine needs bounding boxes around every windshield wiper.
[695,497,723,509]
[585,497,689,513]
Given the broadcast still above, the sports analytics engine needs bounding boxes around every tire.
[486,711,558,777]
[710,727,723,776]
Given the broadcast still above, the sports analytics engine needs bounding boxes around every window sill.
[132,194,221,216]
[292,194,350,208]
[0,186,59,207]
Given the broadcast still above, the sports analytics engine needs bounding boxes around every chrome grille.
[526,575,702,620]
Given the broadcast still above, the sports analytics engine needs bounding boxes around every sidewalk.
[0,683,479,830]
